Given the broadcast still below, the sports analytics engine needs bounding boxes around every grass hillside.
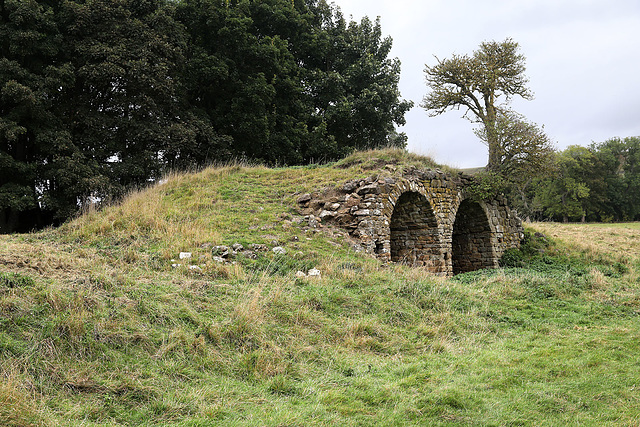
[1,149,640,426]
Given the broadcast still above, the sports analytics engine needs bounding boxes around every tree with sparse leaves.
[474,110,556,217]
[421,38,533,172]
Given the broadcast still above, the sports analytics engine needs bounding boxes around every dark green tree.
[2,0,413,232]
[589,136,640,221]
[176,0,411,164]
[0,0,89,232]
[177,0,306,163]
[315,13,413,153]
[59,0,206,196]
[534,146,593,222]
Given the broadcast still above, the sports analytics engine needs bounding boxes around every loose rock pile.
[209,243,270,263]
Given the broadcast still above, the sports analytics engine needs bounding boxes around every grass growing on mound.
[334,147,456,174]
[1,151,640,425]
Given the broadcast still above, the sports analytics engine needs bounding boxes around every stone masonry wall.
[390,191,441,269]
[297,167,524,276]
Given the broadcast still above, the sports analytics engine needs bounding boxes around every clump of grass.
[58,170,223,259]
[0,372,46,427]
[0,272,35,289]
[239,253,316,277]
[334,147,456,174]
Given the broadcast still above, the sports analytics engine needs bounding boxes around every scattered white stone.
[295,271,307,278]
[319,210,337,219]
[272,246,286,255]
[171,263,182,268]
[179,252,192,259]
[307,215,319,228]
[307,268,321,277]
[189,265,203,272]
[212,256,225,263]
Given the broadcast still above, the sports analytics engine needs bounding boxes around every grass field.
[1,150,640,426]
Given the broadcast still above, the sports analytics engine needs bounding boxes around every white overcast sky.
[335,0,640,168]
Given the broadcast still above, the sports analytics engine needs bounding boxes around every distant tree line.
[520,136,640,223]
[1,0,412,232]
[462,136,640,224]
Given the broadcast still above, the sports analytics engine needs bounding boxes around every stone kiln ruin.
[298,167,524,276]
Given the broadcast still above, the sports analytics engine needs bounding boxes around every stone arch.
[389,191,443,271]
[451,199,496,274]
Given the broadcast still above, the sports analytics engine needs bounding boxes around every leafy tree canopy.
[532,137,640,223]
[1,0,412,232]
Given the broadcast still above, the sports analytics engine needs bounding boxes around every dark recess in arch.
[390,191,441,269]
[452,199,494,274]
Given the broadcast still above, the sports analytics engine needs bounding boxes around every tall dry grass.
[530,222,640,266]
[0,371,46,427]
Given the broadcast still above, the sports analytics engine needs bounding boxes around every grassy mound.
[1,149,640,425]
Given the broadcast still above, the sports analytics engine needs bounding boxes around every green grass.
[2,149,640,425]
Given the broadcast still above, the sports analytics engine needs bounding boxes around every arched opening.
[452,199,494,274]
[390,192,442,271]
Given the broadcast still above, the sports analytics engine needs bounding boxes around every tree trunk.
[561,192,568,223]
[485,105,500,172]
[488,139,501,172]
[0,209,19,234]
[518,186,530,211]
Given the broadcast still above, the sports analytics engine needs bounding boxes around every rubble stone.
[298,168,523,276]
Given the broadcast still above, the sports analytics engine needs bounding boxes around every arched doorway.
[452,199,494,274]
[390,191,442,271]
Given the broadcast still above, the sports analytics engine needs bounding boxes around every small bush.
[597,262,629,278]
[499,248,525,268]
[499,231,556,269]
[466,171,507,202]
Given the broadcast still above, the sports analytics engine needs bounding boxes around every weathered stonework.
[298,167,524,276]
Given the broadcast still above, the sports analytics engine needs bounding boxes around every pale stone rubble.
[298,167,524,276]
